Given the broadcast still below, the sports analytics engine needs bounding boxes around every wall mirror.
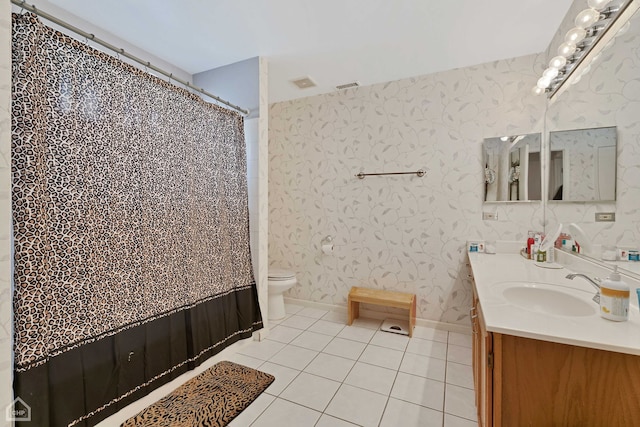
[545,2,640,279]
[483,133,542,202]
[548,126,617,202]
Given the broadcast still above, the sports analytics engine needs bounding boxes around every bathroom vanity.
[468,252,640,427]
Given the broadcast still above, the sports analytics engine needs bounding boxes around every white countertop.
[468,252,640,356]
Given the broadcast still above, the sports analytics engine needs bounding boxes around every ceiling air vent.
[291,77,316,89]
[336,81,360,90]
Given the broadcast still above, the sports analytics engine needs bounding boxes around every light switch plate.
[595,212,615,222]
[483,212,498,220]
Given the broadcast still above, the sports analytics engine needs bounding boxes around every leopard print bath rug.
[121,361,275,427]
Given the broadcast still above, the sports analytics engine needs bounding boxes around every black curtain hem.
[13,285,263,427]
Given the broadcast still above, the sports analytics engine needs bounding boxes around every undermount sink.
[492,282,597,317]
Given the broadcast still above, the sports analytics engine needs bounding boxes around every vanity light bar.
[532,0,631,97]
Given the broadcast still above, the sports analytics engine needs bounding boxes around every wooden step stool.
[347,287,416,337]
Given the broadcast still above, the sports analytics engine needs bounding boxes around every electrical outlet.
[483,212,498,220]
[595,212,615,222]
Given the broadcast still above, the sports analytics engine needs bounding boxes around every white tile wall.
[268,53,546,325]
[257,57,269,324]
[246,117,260,282]
[0,0,12,424]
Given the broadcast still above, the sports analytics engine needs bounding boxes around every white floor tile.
[315,414,360,427]
[250,397,321,427]
[322,311,348,324]
[445,384,477,421]
[323,337,367,360]
[308,319,346,337]
[267,325,303,344]
[268,345,319,370]
[351,317,383,330]
[279,314,318,330]
[358,344,404,370]
[444,413,479,427]
[290,330,333,351]
[238,340,286,361]
[447,344,472,365]
[109,307,483,427]
[390,372,445,411]
[369,330,410,351]
[225,353,264,369]
[279,372,341,412]
[297,307,329,319]
[399,352,446,382]
[446,361,474,389]
[257,362,301,396]
[304,353,356,382]
[406,337,448,360]
[228,393,275,427]
[380,397,443,427]
[267,318,283,326]
[284,304,305,315]
[325,384,388,427]
[412,325,449,343]
[337,325,376,343]
[344,361,397,396]
[448,332,473,348]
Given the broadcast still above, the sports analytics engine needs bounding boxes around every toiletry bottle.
[599,266,629,322]
[527,237,534,259]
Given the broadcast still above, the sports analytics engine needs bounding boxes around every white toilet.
[268,268,297,320]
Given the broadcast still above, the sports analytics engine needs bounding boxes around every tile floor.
[225,304,477,427]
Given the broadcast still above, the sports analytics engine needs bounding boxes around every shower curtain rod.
[11,0,250,116]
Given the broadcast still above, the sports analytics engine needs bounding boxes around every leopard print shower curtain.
[12,13,262,426]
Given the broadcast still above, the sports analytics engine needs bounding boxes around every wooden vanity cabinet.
[471,283,640,426]
[471,285,493,427]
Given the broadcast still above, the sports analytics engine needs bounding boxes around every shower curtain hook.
[145,61,150,74]
[168,73,173,84]
[85,34,94,47]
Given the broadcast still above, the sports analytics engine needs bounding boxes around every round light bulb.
[587,0,612,11]
[537,76,552,89]
[575,9,601,29]
[565,27,587,43]
[549,56,567,69]
[543,68,559,79]
[531,86,545,96]
[557,42,577,57]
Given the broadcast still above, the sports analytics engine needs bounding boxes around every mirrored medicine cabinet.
[548,126,617,202]
[483,133,542,202]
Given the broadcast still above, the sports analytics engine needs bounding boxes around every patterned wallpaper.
[269,54,546,324]
[546,4,640,255]
[0,0,12,420]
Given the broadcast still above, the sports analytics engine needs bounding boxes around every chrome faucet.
[565,273,601,304]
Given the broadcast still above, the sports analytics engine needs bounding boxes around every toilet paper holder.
[321,235,334,255]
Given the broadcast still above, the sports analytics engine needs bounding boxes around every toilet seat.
[268,268,296,281]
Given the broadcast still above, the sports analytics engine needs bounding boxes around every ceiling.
[46,0,573,103]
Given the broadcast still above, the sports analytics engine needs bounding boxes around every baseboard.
[283,297,471,335]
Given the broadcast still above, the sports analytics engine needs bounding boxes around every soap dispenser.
[599,266,629,322]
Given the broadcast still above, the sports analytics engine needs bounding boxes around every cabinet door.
[471,293,480,411]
